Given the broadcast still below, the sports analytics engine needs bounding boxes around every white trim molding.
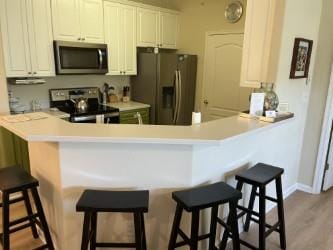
[313,65,333,194]
[297,183,315,194]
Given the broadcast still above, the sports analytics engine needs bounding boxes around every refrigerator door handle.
[173,70,179,124]
[176,70,182,123]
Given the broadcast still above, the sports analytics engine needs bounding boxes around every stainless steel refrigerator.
[131,52,197,125]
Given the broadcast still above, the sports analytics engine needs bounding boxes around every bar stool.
[0,166,54,250]
[220,163,286,250]
[76,189,149,250]
[168,182,242,250]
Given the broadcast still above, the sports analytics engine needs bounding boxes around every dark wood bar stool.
[220,163,286,250]
[0,166,54,250]
[76,189,149,250]
[168,182,242,250]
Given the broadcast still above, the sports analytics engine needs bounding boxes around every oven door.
[54,41,108,75]
[71,113,120,124]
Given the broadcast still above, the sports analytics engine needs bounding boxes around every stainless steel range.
[49,87,119,123]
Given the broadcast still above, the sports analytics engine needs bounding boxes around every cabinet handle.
[124,71,126,74]
[203,100,209,105]
[78,38,81,41]
[28,72,32,75]
[82,37,85,41]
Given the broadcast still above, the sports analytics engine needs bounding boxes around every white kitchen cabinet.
[137,7,159,48]
[104,2,136,75]
[52,0,104,43]
[137,7,179,49]
[159,11,178,49]
[0,0,55,77]
[240,0,285,88]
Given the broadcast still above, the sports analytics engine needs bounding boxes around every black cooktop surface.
[55,101,119,117]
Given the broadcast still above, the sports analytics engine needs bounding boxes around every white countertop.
[105,101,150,112]
[0,112,293,145]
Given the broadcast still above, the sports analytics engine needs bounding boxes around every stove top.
[56,102,118,117]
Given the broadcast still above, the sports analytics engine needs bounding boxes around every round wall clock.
[225,1,243,23]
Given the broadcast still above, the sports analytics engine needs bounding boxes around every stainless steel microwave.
[54,41,108,75]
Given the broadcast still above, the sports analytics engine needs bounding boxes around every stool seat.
[172,182,242,212]
[76,189,149,213]
[0,166,38,193]
[235,163,284,185]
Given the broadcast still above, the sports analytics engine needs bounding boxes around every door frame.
[201,30,244,120]
[313,64,333,193]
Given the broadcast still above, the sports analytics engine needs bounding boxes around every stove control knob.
[56,92,60,96]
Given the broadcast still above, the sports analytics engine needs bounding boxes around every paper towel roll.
[192,112,201,125]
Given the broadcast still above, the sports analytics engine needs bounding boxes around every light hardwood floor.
[0,189,332,250]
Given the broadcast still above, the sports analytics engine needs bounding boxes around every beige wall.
[271,0,322,188]
[0,27,9,113]
[298,0,333,186]
[171,0,247,110]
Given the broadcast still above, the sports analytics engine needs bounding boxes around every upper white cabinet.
[240,0,285,88]
[104,1,137,75]
[0,0,55,77]
[159,11,179,49]
[52,0,104,43]
[137,7,179,49]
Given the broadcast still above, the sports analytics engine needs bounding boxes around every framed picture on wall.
[289,38,313,79]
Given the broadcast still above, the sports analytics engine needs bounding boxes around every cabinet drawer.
[120,108,150,124]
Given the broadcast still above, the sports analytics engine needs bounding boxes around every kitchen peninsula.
[0,113,296,249]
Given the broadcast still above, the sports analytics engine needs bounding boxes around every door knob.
[203,100,209,105]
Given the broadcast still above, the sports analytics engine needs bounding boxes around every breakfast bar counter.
[0,114,297,249]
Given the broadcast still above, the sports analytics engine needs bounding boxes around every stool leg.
[140,213,147,250]
[81,212,91,250]
[209,205,218,249]
[190,210,200,250]
[244,185,257,232]
[90,212,97,250]
[219,181,243,250]
[22,189,39,239]
[30,187,54,250]
[2,192,10,250]
[276,177,286,249]
[229,200,240,250]
[134,212,143,250]
[168,204,183,250]
[258,186,266,250]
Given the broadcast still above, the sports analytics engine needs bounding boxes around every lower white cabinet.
[104,1,137,75]
[0,0,55,77]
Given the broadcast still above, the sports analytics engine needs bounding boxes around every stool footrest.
[216,217,231,231]
[0,196,25,207]
[239,238,258,250]
[265,221,281,237]
[95,242,137,248]
[33,244,50,250]
[9,213,38,227]
[9,222,34,234]
[255,192,278,203]
[174,228,211,248]
[237,205,260,217]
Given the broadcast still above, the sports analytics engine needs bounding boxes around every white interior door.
[324,128,333,191]
[201,32,252,121]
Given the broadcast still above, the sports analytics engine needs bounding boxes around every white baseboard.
[296,183,314,194]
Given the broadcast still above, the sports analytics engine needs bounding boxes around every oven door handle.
[98,49,103,70]
[71,115,97,122]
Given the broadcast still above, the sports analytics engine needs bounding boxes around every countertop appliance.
[54,41,108,75]
[131,52,197,125]
[49,87,119,123]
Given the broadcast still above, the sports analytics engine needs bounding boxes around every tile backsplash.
[8,75,130,111]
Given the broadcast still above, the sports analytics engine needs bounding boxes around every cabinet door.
[51,0,81,42]
[159,11,178,49]
[27,0,55,77]
[104,2,122,75]
[80,0,104,43]
[137,8,159,47]
[0,0,32,77]
[123,5,137,75]
[240,0,285,88]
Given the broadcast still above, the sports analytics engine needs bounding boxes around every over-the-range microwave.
[54,41,108,75]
